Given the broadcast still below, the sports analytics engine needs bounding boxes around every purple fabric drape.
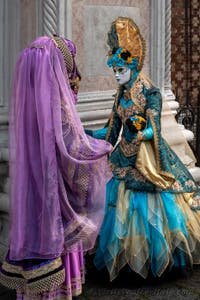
[9,36,112,260]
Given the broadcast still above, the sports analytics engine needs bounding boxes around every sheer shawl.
[9,36,112,260]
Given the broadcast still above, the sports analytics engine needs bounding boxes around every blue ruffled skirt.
[94,178,200,281]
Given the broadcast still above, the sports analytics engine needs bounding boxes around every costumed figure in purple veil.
[86,17,200,282]
[0,36,112,299]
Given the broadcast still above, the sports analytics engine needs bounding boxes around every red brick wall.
[171,0,200,107]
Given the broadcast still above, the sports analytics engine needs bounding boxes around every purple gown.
[0,36,112,299]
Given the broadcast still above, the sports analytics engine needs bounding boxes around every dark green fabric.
[106,85,200,194]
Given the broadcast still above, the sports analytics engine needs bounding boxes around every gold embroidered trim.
[27,268,65,292]
[16,275,84,299]
[0,267,65,293]
[119,136,141,157]
[17,284,82,300]
[64,219,80,237]
[114,87,120,110]
[150,114,175,181]
[0,272,25,290]
[2,257,63,280]
[2,261,22,274]
[63,218,95,249]
[52,36,73,75]
[129,74,146,113]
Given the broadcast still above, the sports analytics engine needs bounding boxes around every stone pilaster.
[150,0,200,181]
[0,0,21,262]
[42,0,58,35]
[77,90,115,129]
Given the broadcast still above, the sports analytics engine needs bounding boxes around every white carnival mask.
[113,66,131,85]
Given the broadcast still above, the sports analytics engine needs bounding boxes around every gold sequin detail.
[2,257,63,280]
[0,272,25,290]
[52,36,73,75]
[27,268,65,292]
[119,136,141,157]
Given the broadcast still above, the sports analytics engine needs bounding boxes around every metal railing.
[175,95,200,166]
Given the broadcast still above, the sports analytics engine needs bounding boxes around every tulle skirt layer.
[94,178,200,281]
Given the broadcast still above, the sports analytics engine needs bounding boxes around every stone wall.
[171,0,200,163]
[71,0,150,92]
[171,0,200,106]
[0,0,39,262]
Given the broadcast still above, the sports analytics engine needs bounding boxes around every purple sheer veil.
[9,36,112,260]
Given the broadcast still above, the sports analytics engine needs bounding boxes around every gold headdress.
[107,17,146,71]
[52,36,74,75]
[52,36,81,94]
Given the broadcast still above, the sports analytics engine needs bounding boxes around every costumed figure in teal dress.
[86,17,200,281]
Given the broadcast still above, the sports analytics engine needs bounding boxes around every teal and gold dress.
[87,73,200,281]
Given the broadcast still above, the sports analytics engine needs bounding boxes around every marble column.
[41,0,58,35]
[150,0,200,181]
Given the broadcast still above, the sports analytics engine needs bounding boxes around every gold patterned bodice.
[116,74,151,122]
[116,74,152,157]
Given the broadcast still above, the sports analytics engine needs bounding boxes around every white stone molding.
[0,0,20,115]
[150,0,165,92]
[37,0,72,38]
[164,1,173,92]
[77,90,114,129]
[57,0,73,38]
[65,0,73,38]
[0,0,21,262]
[150,0,176,106]
[0,213,9,262]
[164,0,178,113]
[0,148,9,163]
[0,194,9,214]
[150,0,175,103]
[163,0,198,155]
[42,0,58,36]
[57,0,67,37]
[0,0,4,107]
[0,0,21,160]
[150,0,200,180]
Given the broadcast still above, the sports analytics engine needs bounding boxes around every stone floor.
[1,267,200,300]
[77,266,200,300]
[0,284,16,300]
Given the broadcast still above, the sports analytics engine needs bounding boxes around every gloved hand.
[125,115,146,134]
